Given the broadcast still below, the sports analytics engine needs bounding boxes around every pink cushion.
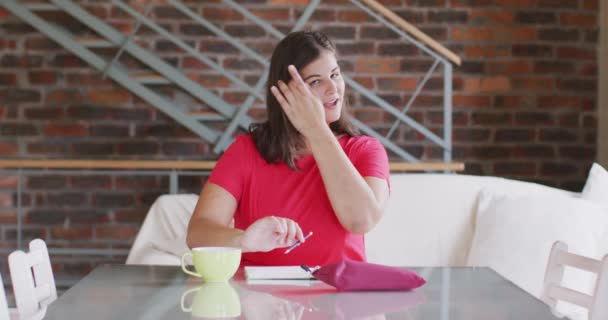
[312,260,426,291]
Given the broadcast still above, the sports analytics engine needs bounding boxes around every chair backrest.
[0,272,10,320]
[542,241,608,320]
[8,239,57,320]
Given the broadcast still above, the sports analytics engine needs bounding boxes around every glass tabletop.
[44,264,563,320]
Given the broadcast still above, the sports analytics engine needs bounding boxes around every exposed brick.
[69,176,112,189]
[117,142,159,155]
[539,129,578,142]
[557,46,597,61]
[538,96,587,109]
[453,128,490,142]
[49,55,88,68]
[494,162,536,176]
[538,28,579,42]
[46,193,88,207]
[181,57,211,70]
[534,60,576,74]
[0,55,43,68]
[67,209,110,223]
[427,10,468,23]
[90,125,130,137]
[28,71,57,85]
[71,143,115,156]
[201,40,239,54]
[376,77,418,91]
[51,226,93,241]
[0,142,18,155]
[114,209,147,223]
[46,89,85,104]
[451,26,536,41]
[512,44,553,57]
[87,89,131,105]
[557,79,596,92]
[250,8,290,20]
[356,58,400,73]
[96,225,138,241]
[27,142,70,155]
[537,0,578,9]
[513,145,555,158]
[0,89,41,104]
[26,209,65,224]
[560,13,597,27]
[494,95,536,110]
[515,112,553,125]
[0,73,17,86]
[201,7,244,21]
[511,77,555,91]
[453,95,490,108]
[515,11,556,24]
[93,193,135,208]
[161,142,206,155]
[338,43,375,56]
[472,112,513,125]
[540,163,579,176]
[0,124,39,137]
[115,176,159,189]
[225,25,266,38]
[463,77,511,93]
[27,176,66,190]
[321,26,356,39]
[179,24,213,37]
[470,9,513,24]
[337,10,369,23]
[464,45,511,58]
[487,61,532,75]
[495,129,535,142]
[45,124,88,137]
[472,146,511,159]
[558,146,596,160]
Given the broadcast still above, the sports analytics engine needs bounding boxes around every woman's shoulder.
[341,134,383,149]
[228,134,256,153]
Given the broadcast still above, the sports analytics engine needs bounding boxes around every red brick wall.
[0,0,599,284]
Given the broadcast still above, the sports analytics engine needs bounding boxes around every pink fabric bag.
[309,260,426,291]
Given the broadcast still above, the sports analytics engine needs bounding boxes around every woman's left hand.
[270,65,328,139]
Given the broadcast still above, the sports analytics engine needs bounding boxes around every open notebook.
[244,266,316,280]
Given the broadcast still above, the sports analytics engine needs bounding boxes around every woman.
[187,31,390,266]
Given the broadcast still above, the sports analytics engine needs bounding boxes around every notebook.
[244,266,315,280]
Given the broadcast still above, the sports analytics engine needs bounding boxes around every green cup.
[181,247,241,282]
[181,283,241,318]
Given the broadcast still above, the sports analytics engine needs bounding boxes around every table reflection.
[179,279,426,320]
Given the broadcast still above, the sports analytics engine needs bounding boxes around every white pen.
[284,231,313,254]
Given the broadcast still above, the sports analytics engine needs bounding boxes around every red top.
[208,134,390,266]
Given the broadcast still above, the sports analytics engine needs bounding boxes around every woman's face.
[298,50,345,124]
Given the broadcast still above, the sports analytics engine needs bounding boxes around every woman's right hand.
[240,216,305,252]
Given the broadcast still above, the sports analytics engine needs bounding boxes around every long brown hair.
[250,31,359,169]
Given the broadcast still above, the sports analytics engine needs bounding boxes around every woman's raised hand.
[270,65,327,139]
[240,215,306,252]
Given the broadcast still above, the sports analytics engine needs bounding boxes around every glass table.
[43,264,565,319]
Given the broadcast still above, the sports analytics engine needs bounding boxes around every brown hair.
[249,31,359,169]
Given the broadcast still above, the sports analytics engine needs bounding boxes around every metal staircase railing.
[0,0,460,162]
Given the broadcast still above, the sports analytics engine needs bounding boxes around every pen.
[284,231,313,254]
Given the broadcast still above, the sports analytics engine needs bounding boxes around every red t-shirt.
[208,134,390,266]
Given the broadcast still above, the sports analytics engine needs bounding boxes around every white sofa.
[127,171,608,320]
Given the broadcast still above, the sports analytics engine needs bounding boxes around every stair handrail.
[359,0,461,66]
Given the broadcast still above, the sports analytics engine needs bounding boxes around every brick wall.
[0,0,599,285]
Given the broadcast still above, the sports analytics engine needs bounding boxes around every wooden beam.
[0,159,465,172]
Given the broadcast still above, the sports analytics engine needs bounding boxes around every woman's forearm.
[186,217,244,249]
[308,129,384,234]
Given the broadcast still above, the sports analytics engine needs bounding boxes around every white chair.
[1,272,11,320]
[542,241,608,320]
[8,239,57,320]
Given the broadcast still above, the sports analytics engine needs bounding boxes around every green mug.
[181,247,241,282]
[181,282,241,318]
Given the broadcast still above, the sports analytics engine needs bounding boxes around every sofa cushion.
[467,189,608,320]
[365,173,576,267]
[582,163,608,212]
